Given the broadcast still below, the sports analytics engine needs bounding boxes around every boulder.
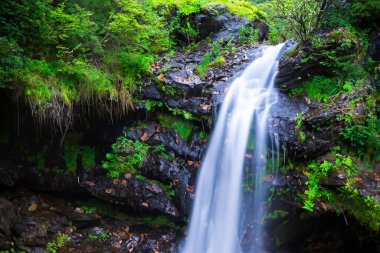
[0,197,18,248]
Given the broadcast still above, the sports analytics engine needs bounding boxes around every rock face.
[175,3,254,43]
[0,190,180,253]
[275,28,360,92]
[0,198,18,248]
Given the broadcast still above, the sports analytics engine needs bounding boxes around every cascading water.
[181,43,286,253]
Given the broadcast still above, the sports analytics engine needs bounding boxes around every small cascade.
[181,43,286,253]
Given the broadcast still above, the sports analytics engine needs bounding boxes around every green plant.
[299,131,306,142]
[303,154,352,212]
[102,136,149,178]
[340,111,380,159]
[237,25,258,44]
[212,56,226,67]
[295,112,304,129]
[264,209,289,221]
[145,100,164,111]
[159,114,193,140]
[81,146,96,171]
[0,242,26,253]
[272,0,327,42]
[0,132,10,145]
[87,231,109,240]
[46,233,69,253]
[153,144,166,154]
[80,205,95,214]
[195,40,225,77]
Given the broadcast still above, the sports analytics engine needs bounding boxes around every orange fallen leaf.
[28,203,38,212]
[140,132,150,142]
[200,103,212,111]
[158,74,166,82]
[355,177,364,186]
[186,185,194,193]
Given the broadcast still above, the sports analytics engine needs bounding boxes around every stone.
[0,197,18,248]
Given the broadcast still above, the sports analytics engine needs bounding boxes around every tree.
[273,0,331,42]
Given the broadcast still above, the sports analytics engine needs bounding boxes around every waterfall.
[181,43,286,253]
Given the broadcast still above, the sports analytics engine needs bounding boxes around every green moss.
[212,56,226,67]
[81,146,96,171]
[0,132,10,145]
[195,53,212,78]
[135,174,175,198]
[63,144,80,174]
[102,136,150,178]
[334,186,380,231]
[237,25,258,45]
[159,114,193,140]
[46,233,69,253]
[264,210,289,222]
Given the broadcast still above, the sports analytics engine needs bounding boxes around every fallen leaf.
[186,185,194,193]
[121,180,127,187]
[321,202,328,211]
[195,162,201,169]
[111,241,121,249]
[200,103,212,111]
[140,132,150,141]
[355,177,364,186]
[158,74,166,82]
[28,203,38,212]
[105,189,112,194]
[188,160,194,166]
[113,179,119,186]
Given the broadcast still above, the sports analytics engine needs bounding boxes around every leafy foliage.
[46,233,69,253]
[159,114,194,140]
[303,154,353,212]
[102,136,149,178]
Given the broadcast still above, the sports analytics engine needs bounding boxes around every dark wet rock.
[19,223,48,247]
[166,69,203,96]
[0,160,16,186]
[69,213,100,229]
[269,85,368,160]
[174,3,253,44]
[212,14,251,42]
[0,197,18,248]
[254,20,270,42]
[366,29,380,61]
[125,123,205,161]
[18,167,86,196]
[81,172,180,218]
[142,84,164,100]
[276,28,360,92]
[143,157,195,215]
[0,163,182,218]
[166,97,212,115]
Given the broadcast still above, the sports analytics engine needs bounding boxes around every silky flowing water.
[181,43,286,253]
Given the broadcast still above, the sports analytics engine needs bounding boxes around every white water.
[181,43,285,253]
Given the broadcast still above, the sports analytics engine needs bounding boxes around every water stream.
[181,43,286,253]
